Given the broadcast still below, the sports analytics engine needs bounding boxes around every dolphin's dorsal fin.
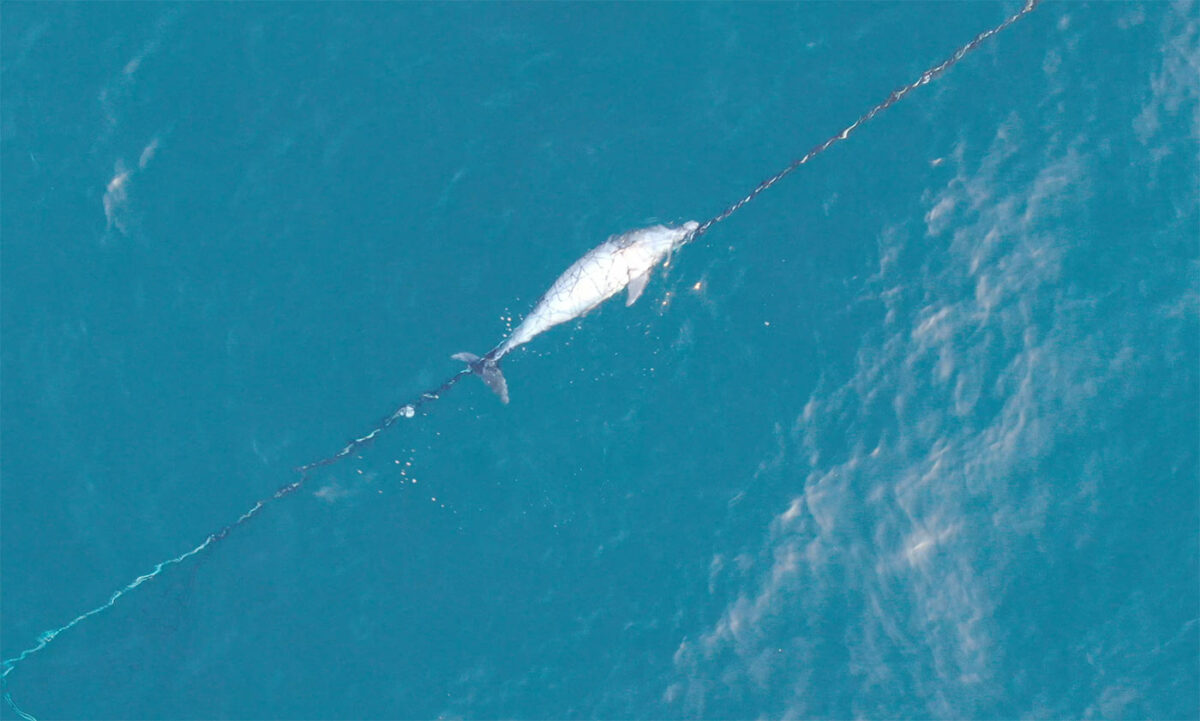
[626,270,652,306]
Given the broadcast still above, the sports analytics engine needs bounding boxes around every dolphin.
[454,220,699,403]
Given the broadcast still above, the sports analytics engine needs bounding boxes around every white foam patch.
[101,137,162,241]
[1133,1,1199,147]
[668,22,1194,713]
[102,160,132,235]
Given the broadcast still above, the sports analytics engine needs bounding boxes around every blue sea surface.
[2,3,1197,719]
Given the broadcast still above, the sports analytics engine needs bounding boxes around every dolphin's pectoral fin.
[626,269,652,306]
[453,352,510,404]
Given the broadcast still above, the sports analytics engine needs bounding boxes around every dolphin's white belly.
[493,222,696,359]
[499,242,647,354]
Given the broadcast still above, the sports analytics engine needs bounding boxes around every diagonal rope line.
[682,0,1041,247]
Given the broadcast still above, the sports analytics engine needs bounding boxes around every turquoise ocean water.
[2,3,1197,719]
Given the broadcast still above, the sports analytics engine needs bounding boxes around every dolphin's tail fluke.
[452,352,510,404]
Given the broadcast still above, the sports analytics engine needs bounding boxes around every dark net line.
[296,369,472,475]
[1,369,472,720]
[683,0,1040,247]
